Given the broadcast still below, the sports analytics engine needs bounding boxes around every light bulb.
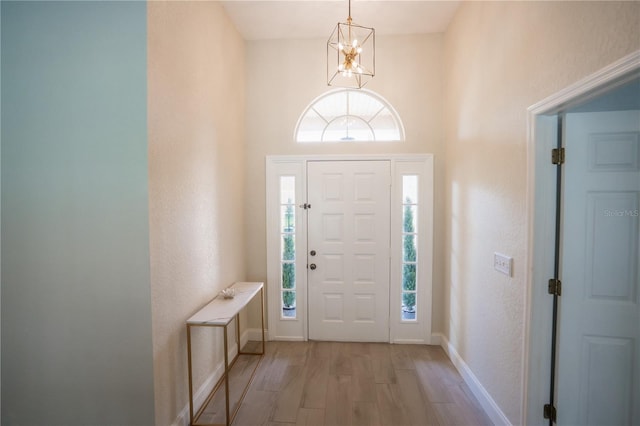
[352,39,358,48]
[357,47,362,54]
[338,42,344,51]
[338,63,344,71]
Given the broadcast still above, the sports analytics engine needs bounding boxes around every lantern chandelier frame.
[327,0,375,89]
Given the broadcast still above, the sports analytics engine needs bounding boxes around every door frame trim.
[523,50,640,425]
[265,154,434,344]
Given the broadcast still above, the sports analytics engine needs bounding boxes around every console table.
[186,282,265,426]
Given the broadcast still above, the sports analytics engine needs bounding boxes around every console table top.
[186,282,264,326]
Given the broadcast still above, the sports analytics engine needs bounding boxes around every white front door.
[307,160,391,342]
[557,111,640,425]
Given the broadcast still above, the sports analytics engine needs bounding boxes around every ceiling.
[220,1,461,41]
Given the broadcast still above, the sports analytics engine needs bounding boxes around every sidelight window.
[280,176,297,318]
[401,175,418,321]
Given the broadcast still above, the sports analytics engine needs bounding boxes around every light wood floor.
[198,341,493,426]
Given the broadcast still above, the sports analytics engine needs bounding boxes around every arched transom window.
[295,89,405,142]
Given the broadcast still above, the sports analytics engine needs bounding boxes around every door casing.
[266,154,434,344]
[524,51,640,425]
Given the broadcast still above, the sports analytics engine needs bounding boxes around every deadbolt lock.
[309,264,317,270]
[310,250,316,256]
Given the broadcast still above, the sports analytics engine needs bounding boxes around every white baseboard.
[438,334,512,426]
[270,335,305,341]
[390,333,444,345]
[430,332,443,346]
[392,338,429,344]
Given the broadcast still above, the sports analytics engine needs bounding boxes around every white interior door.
[558,110,640,425]
[307,160,390,342]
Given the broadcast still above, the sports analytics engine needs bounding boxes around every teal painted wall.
[1,2,154,424]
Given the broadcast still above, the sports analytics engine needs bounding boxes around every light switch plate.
[494,252,512,276]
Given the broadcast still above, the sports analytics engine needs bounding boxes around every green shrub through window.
[280,177,296,318]
[401,176,418,321]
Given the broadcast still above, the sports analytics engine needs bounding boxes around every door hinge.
[548,278,562,296]
[543,404,557,422]
[299,203,311,210]
[551,148,565,165]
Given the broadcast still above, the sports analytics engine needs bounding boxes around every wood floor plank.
[390,344,415,371]
[232,390,277,426]
[231,342,491,426]
[350,349,376,403]
[296,408,326,426]
[279,341,310,366]
[352,401,381,426]
[324,375,352,426]
[375,383,410,426]
[253,343,290,392]
[242,340,264,353]
[199,354,261,424]
[351,350,374,378]
[329,342,353,376]
[425,347,463,386]
[300,357,329,409]
[395,369,440,426]
[367,342,390,358]
[351,375,377,403]
[272,364,307,423]
[348,342,371,356]
[257,357,289,392]
[309,340,332,359]
[405,343,433,362]
[447,383,493,426]
[414,359,455,403]
[433,402,469,426]
[370,345,397,385]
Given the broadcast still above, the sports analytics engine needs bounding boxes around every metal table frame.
[186,282,265,426]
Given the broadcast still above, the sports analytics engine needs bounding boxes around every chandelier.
[327,0,375,88]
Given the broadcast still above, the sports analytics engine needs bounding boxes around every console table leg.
[236,313,241,354]
[187,324,194,425]
[260,287,265,354]
[223,324,230,426]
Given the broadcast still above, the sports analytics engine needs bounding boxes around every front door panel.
[307,160,390,342]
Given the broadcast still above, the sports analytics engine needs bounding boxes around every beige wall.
[143,2,639,423]
[244,34,447,332]
[443,1,639,423]
[148,2,246,424]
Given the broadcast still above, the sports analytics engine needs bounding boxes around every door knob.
[310,250,316,256]
[309,264,317,270]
